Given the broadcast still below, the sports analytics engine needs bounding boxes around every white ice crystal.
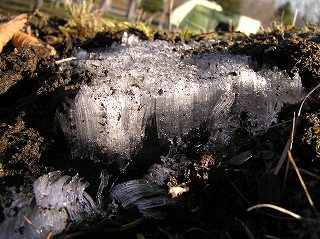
[59,40,305,164]
[0,171,96,239]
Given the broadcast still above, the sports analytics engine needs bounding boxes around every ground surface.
[0,11,320,239]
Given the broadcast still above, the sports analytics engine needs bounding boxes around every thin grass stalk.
[287,150,314,208]
[247,204,302,219]
[274,83,320,175]
[282,112,296,189]
[292,9,298,26]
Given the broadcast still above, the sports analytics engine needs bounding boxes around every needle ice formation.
[0,171,96,239]
[59,40,305,166]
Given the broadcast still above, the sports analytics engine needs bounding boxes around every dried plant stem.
[274,83,320,175]
[282,112,296,189]
[292,9,298,26]
[288,150,314,208]
[55,57,77,64]
[247,204,302,219]
[24,215,42,235]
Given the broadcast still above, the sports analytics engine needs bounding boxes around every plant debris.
[0,11,56,55]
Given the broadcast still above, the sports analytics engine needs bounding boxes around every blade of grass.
[236,218,255,239]
[274,139,290,175]
[297,83,320,117]
[287,150,314,208]
[282,112,296,190]
[290,166,320,180]
[226,175,299,219]
[45,231,53,239]
[247,204,302,219]
[274,112,295,175]
[292,9,298,26]
[24,215,41,235]
[55,57,77,64]
[289,112,296,150]
[274,83,320,175]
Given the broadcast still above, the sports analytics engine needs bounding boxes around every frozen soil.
[1,17,320,238]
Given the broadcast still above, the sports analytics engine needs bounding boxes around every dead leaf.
[12,31,56,55]
[12,31,42,47]
[0,13,29,53]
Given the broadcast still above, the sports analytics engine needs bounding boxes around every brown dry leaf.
[12,31,56,55]
[12,30,42,47]
[0,13,29,53]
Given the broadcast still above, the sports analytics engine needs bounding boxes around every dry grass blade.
[289,112,296,150]
[291,167,320,180]
[247,204,302,219]
[55,57,77,64]
[281,112,296,191]
[287,150,314,208]
[45,231,53,239]
[274,82,320,175]
[24,215,41,235]
[236,218,255,239]
[297,83,320,117]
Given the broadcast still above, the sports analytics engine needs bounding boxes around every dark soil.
[1,15,320,239]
